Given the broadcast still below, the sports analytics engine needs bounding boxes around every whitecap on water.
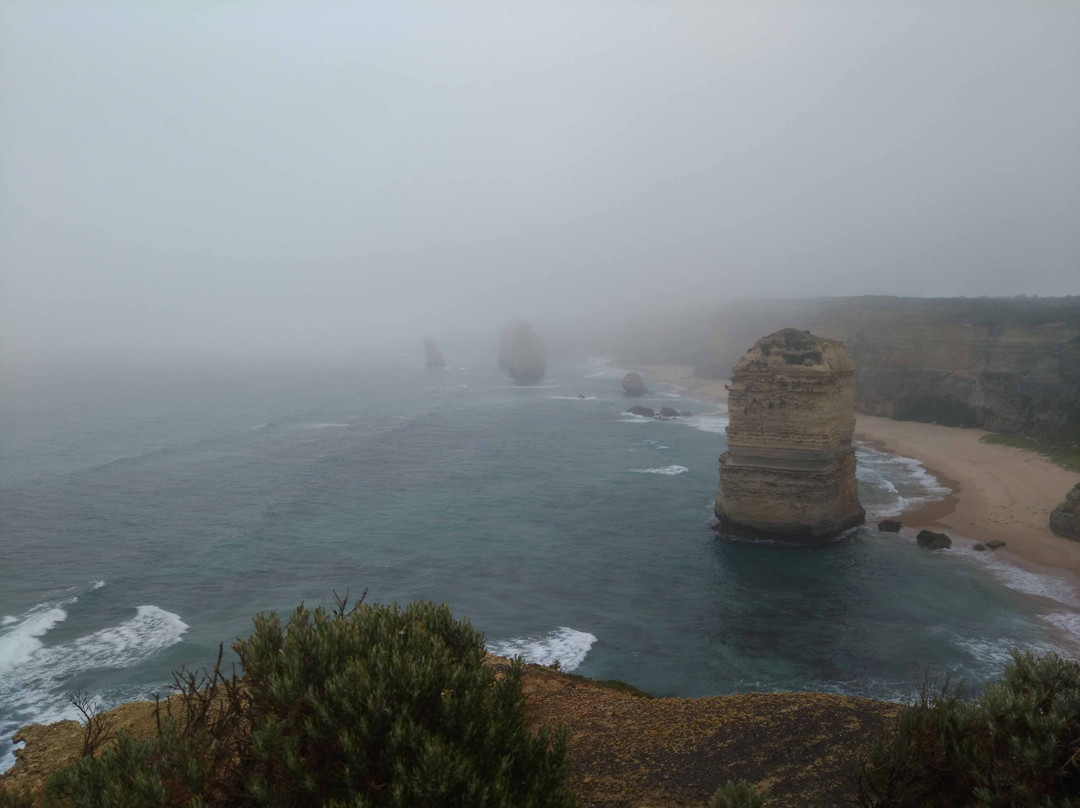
[487,627,597,671]
[0,593,188,773]
[628,465,688,475]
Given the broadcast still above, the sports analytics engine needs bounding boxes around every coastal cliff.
[715,329,865,541]
[673,297,1080,435]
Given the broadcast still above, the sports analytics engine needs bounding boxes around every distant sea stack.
[498,321,547,384]
[424,336,445,368]
[622,372,648,396]
[715,329,865,542]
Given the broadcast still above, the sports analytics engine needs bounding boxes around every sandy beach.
[629,363,1080,577]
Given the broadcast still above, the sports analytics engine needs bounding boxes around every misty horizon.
[2,2,1078,366]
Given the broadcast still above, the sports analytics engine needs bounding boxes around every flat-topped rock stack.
[715,328,865,541]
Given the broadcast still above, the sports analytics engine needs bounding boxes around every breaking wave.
[487,627,597,671]
[628,465,688,475]
[0,589,187,773]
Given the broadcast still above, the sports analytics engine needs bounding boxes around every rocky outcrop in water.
[621,373,648,396]
[498,321,547,384]
[916,529,952,550]
[715,329,865,542]
[627,406,655,418]
[1050,483,1080,541]
[423,336,445,368]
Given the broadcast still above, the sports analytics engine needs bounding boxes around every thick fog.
[2,2,1078,365]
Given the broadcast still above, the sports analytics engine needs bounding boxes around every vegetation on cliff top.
[7,595,573,808]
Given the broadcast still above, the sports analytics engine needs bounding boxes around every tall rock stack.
[498,321,547,383]
[424,336,445,368]
[715,328,865,542]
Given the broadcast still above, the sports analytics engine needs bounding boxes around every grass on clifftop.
[980,432,1080,472]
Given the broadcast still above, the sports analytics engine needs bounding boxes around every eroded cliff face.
[688,297,1080,435]
[1050,483,1080,541]
[715,329,865,541]
[812,299,1080,433]
[498,321,547,384]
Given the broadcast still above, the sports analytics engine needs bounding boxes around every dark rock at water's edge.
[627,406,655,418]
[974,543,986,551]
[986,539,1007,549]
[622,372,648,396]
[577,394,586,399]
[1050,483,1080,541]
[878,519,902,533]
[497,321,547,384]
[659,407,678,418]
[680,411,694,417]
[423,336,445,368]
[916,529,952,550]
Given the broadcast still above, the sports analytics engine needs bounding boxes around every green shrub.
[709,779,767,808]
[46,596,575,807]
[857,650,1080,807]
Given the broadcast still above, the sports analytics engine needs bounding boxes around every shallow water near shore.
[2,356,1077,771]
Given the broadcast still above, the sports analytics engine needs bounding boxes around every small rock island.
[498,321,547,384]
[715,328,865,541]
[622,372,648,396]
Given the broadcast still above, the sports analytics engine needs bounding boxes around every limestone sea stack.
[1050,483,1080,541]
[424,336,445,368]
[498,321,547,384]
[622,372,648,396]
[715,328,865,542]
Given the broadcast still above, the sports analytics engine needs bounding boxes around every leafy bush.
[857,650,1080,807]
[709,779,767,808]
[46,596,575,807]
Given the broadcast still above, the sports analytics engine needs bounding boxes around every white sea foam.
[2,616,16,626]
[487,627,597,671]
[970,553,1080,610]
[641,440,668,450]
[678,413,729,435]
[90,580,106,591]
[547,395,598,401]
[855,442,950,518]
[298,423,351,429]
[0,603,70,675]
[628,465,689,476]
[0,600,188,773]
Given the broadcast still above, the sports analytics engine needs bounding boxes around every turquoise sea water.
[2,356,1078,771]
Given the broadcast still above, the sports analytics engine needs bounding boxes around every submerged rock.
[974,543,986,551]
[916,530,952,550]
[423,336,445,368]
[878,519,902,533]
[1050,483,1080,541]
[715,329,865,542]
[659,407,678,418]
[986,539,1007,550]
[622,373,648,396]
[497,321,547,384]
[627,406,655,418]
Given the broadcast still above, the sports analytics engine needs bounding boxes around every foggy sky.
[2,1,1078,364]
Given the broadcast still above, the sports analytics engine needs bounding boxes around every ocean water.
[2,356,1078,771]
